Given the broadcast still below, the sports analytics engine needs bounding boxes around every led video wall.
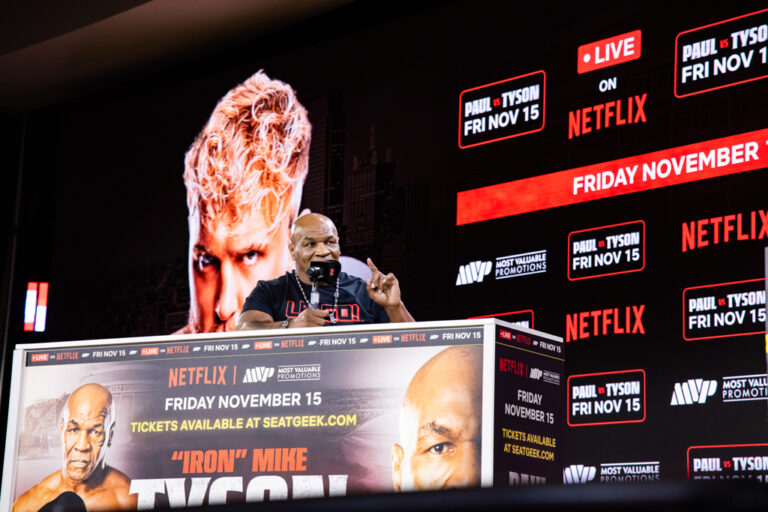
[9,1,768,484]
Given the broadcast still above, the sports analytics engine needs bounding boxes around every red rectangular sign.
[687,443,768,479]
[578,30,642,73]
[567,369,646,427]
[458,71,546,149]
[469,309,535,329]
[682,278,766,341]
[457,128,768,225]
[568,220,646,281]
[674,9,768,98]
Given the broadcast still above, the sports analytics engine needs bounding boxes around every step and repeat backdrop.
[451,6,768,483]
[10,1,768,485]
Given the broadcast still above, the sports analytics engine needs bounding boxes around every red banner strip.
[456,128,768,225]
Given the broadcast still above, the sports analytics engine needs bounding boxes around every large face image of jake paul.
[392,345,482,491]
[181,71,311,333]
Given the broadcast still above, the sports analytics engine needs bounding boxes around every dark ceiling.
[0,0,352,112]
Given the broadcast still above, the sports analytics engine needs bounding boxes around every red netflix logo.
[578,30,642,73]
[682,210,768,252]
[566,305,646,342]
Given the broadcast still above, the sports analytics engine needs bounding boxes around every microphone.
[306,260,342,315]
[38,491,86,512]
[307,260,341,284]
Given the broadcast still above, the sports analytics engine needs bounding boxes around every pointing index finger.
[366,257,380,275]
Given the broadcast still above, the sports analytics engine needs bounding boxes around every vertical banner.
[494,324,564,486]
[765,247,768,422]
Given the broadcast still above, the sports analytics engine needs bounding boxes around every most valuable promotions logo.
[242,366,275,383]
[670,378,718,405]
[564,462,660,483]
[457,251,548,286]
[456,260,492,285]
[563,464,597,484]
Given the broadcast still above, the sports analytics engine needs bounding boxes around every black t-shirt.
[242,272,390,325]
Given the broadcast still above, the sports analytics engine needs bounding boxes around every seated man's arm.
[235,303,329,330]
[366,258,415,323]
[235,310,284,331]
[384,301,414,323]
[235,280,288,331]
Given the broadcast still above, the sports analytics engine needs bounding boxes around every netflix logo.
[568,93,647,139]
[682,209,768,252]
[578,30,642,74]
[566,305,646,342]
[499,357,528,377]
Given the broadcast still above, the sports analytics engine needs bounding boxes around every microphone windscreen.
[328,259,341,278]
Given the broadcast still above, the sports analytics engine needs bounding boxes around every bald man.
[235,213,413,329]
[392,345,482,491]
[13,384,137,511]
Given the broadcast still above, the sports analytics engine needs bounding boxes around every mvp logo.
[243,367,275,383]
[456,261,492,286]
[563,465,596,484]
[670,379,718,405]
[530,368,543,380]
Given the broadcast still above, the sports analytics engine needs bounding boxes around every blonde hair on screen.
[183,70,311,235]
